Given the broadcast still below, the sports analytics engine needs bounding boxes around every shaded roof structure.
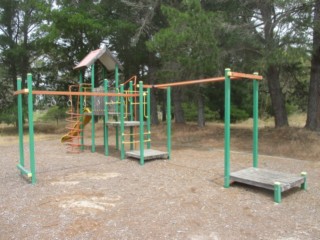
[74,46,123,71]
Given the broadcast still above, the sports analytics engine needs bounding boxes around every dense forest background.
[0,0,319,131]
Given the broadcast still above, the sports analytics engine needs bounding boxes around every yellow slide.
[61,107,92,143]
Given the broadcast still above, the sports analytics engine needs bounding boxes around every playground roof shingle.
[74,46,123,71]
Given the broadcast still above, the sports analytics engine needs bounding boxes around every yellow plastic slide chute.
[60,107,92,143]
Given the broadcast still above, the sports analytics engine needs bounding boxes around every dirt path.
[0,129,319,239]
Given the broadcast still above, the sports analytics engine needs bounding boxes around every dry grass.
[1,114,319,161]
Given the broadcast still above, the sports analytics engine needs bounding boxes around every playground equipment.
[60,107,92,143]
[14,46,171,184]
[142,69,307,203]
[14,46,307,203]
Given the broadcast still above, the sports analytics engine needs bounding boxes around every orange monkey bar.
[143,72,262,89]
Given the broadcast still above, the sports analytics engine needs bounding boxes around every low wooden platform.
[230,167,305,192]
[126,149,168,160]
[106,121,143,127]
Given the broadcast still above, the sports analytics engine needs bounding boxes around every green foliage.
[0,0,316,129]
[230,105,250,123]
[147,0,223,80]
[40,106,67,125]
[0,106,18,125]
[182,102,219,122]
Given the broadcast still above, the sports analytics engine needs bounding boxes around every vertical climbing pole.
[120,84,125,160]
[224,68,231,188]
[28,74,36,184]
[104,79,109,156]
[129,81,134,150]
[147,88,151,149]
[91,64,95,152]
[253,72,259,168]
[167,87,172,159]
[115,64,120,150]
[139,81,145,165]
[79,71,84,150]
[17,78,25,172]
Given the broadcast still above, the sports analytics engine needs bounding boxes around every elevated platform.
[126,149,168,160]
[106,121,144,127]
[230,167,306,203]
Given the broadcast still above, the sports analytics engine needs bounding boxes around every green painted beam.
[253,73,259,168]
[17,78,25,169]
[27,73,36,184]
[224,68,231,188]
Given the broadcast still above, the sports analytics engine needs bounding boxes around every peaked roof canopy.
[74,46,123,71]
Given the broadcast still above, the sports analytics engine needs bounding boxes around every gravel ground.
[0,134,319,240]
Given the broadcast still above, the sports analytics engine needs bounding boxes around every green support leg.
[253,73,259,168]
[91,64,96,153]
[167,87,171,159]
[224,68,231,188]
[301,172,307,190]
[115,64,119,150]
[27,73,36,184]
[120,84,125,160]
[147,88,151,149]
[79,71,85,151]
[104,79,109,156]
[274,182,282,203]
[17,78,25,169]
[139,81,145,165]
[129,81,134,150]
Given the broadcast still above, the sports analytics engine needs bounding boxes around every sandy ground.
[0,126,320,240]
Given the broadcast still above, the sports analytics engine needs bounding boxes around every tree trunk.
[266,65,288,127]
[172,87,185,124]
[148,64,159,125]
[259,1,288,127]
[161,96,166,122]
[306,0,320,131]
[197,86,205,127]
[150,88,159,125]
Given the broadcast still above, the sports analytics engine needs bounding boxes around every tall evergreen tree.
[306,0,320,131]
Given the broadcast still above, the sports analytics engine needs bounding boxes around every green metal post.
[91,64,95,152]
[17,78,25,168]
[147,88,151,149]
[274,182,282,203]
[120,84,125,159]
[104,79,109,156]
[167,87,172,159]
[129,81,134,150]
[253,73,259,168]
[79,71,84,150]
[27,73,36,184]
[139,81,145,165]
[301,172,307,190]
[224,68,231,188]
[115,64,119,150]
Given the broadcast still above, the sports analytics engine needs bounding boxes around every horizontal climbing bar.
[143,76,227,88]
[230,72,263,80]
[17,164,32,178]
[106,102,121,105]
[143,72,262,89]
[14,89,139,97]
[123,139,151,144]
[15,89,29,94]
[122,131,151,136]
[130,101,147,105]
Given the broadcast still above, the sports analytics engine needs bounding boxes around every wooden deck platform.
[126,149,168,160]
[106,121,143,127]
[230,167,305,192]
